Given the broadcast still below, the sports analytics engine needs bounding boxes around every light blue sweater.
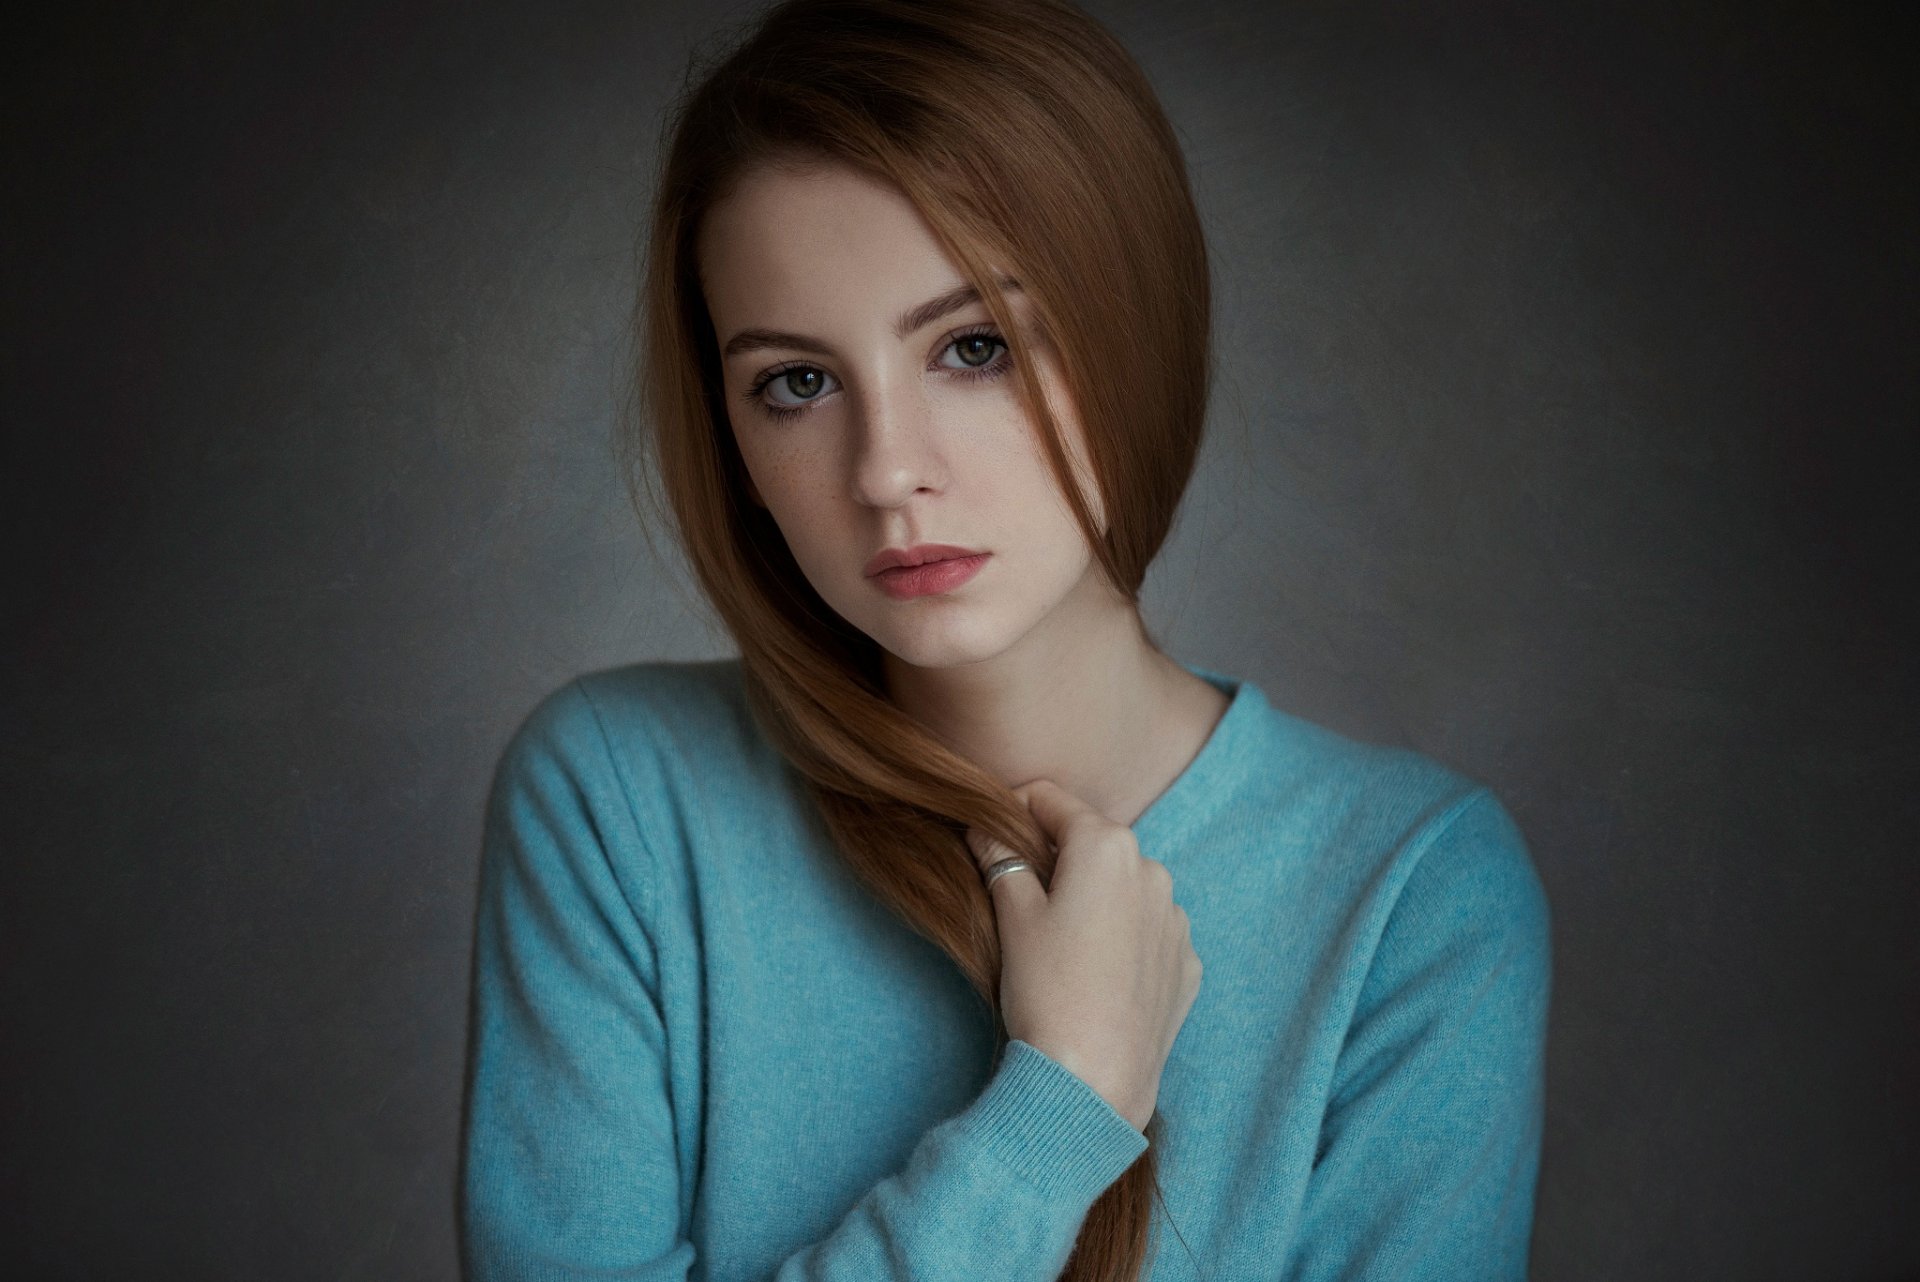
[459,658,1551,1280]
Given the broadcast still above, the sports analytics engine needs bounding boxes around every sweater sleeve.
[1285,788,1553,1282]
[458,679,1148,1281]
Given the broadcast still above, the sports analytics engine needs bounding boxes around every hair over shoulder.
[628,4,1213,1273]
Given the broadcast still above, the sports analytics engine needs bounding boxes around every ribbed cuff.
[962,1039,1150,1205]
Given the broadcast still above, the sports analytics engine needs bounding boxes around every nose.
[848,378,946,509]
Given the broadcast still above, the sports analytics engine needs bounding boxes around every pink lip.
[868,548,991,600]
[865,542,988,577]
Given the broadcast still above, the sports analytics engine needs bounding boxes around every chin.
[875,627,1007,672]
[858,605,1022,673]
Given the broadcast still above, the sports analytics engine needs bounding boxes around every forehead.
[696,160,965,331]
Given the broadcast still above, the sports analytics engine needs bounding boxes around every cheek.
[1009,374,1107,538]
[758,473,825,544]
[748,463,852,582]
[725,413,763,506]
[731,424,810,522]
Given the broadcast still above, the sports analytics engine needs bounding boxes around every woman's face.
[697,158,1111,673]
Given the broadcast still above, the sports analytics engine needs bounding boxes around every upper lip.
[865,543,988,577]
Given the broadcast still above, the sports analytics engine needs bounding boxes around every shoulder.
[572,655,752,725]
[499,657,753,763]
[1242,706,1551,1050]
[1244,697,1549,949]
[492,656,792,839]
[489,657,771,809]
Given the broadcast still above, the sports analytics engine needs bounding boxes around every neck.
[880,567,1222,827]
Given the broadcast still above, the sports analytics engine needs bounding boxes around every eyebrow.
[720,274,1022,360]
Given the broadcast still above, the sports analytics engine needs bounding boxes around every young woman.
[458,1,1552,1279]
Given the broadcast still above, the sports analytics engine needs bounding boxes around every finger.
[1018,777,1110,845]
[964,826,1047,913]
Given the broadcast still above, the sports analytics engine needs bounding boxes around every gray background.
[6,0,1914,1277]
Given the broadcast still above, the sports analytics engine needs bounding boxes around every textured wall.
[6,1,1913,1277]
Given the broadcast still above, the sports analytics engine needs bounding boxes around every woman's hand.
[965,778,1203,1132]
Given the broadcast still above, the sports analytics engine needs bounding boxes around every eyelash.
[741,325,1015,423]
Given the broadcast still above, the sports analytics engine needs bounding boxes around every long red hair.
[626,1,1212,1274]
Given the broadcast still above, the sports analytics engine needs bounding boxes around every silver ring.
[983,856,1038,889]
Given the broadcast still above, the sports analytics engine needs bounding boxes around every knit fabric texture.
[459,658,1552,1280]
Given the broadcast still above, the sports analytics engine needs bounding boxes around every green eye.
[744,327,1014,424]
[940,328,1011,374]
[780,369,826,399]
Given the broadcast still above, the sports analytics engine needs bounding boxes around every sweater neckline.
[1128,661,1260,862]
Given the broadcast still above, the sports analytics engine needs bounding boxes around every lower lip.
[872,553,990,600]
